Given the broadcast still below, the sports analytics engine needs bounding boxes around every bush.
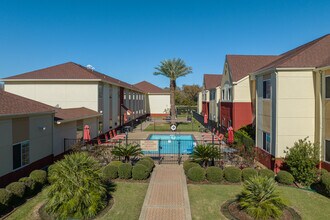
[141,157,155,167]
[136,160,153,172]
[259,169,275,179]
[102,165,118,181]
[206,166,223,182]
[320,168,328,176]
[6,182,26,198]
[237,176,286,219]
[30,170,47,185]
[109,161,123,167]
[276,171,294,185]
[321,173,330,197]
[46,152,107,219]
[132,164,149,180]
[19,177,37,195]
[118,163,133,179]
[187,166,206,182]
[0,188,12,207]
[284,138,319,185]
[224,166,241,183]
[183,161,200,174]
[242,168,258,181]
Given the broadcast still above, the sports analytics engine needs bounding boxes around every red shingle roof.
[4,62,142,92]
[203,74,222,90]
[54,107,100,122]
[258,34,330,71]
[133,81,167,94]
[0,90,54,116]
[226,55,278,82]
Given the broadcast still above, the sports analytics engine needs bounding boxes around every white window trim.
[262,131,271,153]
[12,140,30,171]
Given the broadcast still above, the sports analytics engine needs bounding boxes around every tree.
[284,137,320,185]
[182,84,201,106]
[111,143,143,163]
[154,58,192,122]
[46,152,107,219]
[190,144,221,167]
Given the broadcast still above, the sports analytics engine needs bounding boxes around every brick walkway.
[139,164,192,220]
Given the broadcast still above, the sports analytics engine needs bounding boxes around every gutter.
[55,114,102,124]
[250,67,315,80]
[0,110,55,119]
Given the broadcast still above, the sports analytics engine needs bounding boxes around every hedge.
[276,170,294,185]
[141,157,155,167]
[187,166,206,182]
[224,166,241,183]
[321,173,330,197]
[136,160,153,172]
[102,165,118,181]
[320,168,329,176]
[183,161,200,174]
[30,170,47,185]
[242,168,258,181]
[110,161,123,167]
[19,177,37,195]
[6,182,26,199]
[118,163,133,179]
[258,169,275,179]
[132,164,150,180]
[0,188,12,207]
[206,166,223,182]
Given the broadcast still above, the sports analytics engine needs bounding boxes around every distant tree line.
[164,84,201,106]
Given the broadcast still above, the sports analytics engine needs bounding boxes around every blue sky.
[0,0,330,87]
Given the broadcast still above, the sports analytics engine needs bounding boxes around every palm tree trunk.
[170,79,176,123]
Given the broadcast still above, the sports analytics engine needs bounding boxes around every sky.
[0,0,330,88]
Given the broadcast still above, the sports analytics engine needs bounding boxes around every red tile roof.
[0,90,54,116]
[203,74,222,90]
[226,55,278,82]
[4,62,142,93]
[133,81,167,94]
[54,107,100,122]
[258,34,330,71]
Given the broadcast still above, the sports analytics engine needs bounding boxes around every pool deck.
[128,130,204,140]
[139,164,192,220]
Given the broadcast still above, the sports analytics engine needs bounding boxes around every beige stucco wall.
[233,76,252,103]
[197,92,202,114]
[220,61,232,102]
[5,82,99,111]
[54,121,76,156]
[276,70,315,157]
[0,119,13,176]
[148,94,170,114]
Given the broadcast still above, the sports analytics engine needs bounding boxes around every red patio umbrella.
[204,103,209,124]
[83,125,91,141]
[227,126,234,144]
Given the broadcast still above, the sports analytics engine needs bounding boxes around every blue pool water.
[145,134,196,154]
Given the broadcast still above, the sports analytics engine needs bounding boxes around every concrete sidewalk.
[139,165,192,220]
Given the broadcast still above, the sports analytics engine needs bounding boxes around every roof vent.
[86,64,95,71]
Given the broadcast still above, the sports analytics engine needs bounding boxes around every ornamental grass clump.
[237,176,286,220]
[46,152,107,219]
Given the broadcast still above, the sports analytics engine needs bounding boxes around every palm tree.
[111,143,143,163]
[190,144,221,167]
[154,58,192,122]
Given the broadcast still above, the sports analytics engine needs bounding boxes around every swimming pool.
[144,134,196,154]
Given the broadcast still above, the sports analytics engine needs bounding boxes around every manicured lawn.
[144,119,202,132]
[188,184,330,220]
[6,182,148,220]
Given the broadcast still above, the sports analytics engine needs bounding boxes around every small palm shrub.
[19,177,37,195]
[183,162,200,174]
[187,166,206,182]
[321,173,330,197]
[276,171,294,185]
[6,182,26,198]
[237,176,286,219]
[0,188,12,213]
[30,170,47,185]
[109,161,123,167]
[118,163,133,179]
[46,152,107,219]
[190,144,221,167]
[102,165,118,181]
[111,144,143,163]
[136,160,153,172]
[224,167,241,183]
[206,166,223,182]
[132,164,149,180]
[258,169,275,179]
[242,168,258,181]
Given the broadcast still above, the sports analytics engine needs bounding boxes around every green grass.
[6,182,148,220]
[144,119,202,132]
[188,184,330,220]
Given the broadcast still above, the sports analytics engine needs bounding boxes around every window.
[262,132,271,152]
[228,120,232,127]
[227,88,231,100]
[325,140,330,162]
[13,141,30,169]
[263,80,271,99]
[326,77,330,99]
[98,84,103,98]
[210,90,216,100]
[222,90,225,100]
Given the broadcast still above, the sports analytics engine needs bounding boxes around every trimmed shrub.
[136,160,153,172]
[110,161,123,167]
[321,173,330,197]
[118,163,133,179]
[224,166,241,183]
[183,161,200,174]
[19,177,37,195]
[30,170,47,185]
[242,168,258,181]
[0,188,12,207]
[47,165,56,184]
[6,182,26,198]
[141,157,155,167]
[320,168,329,176]
[259,169,275,179]
[276,171,294,185]
[102,165,118,181]
[206,166,223,182]
[132,164,149,180]
[187,166,206,182]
